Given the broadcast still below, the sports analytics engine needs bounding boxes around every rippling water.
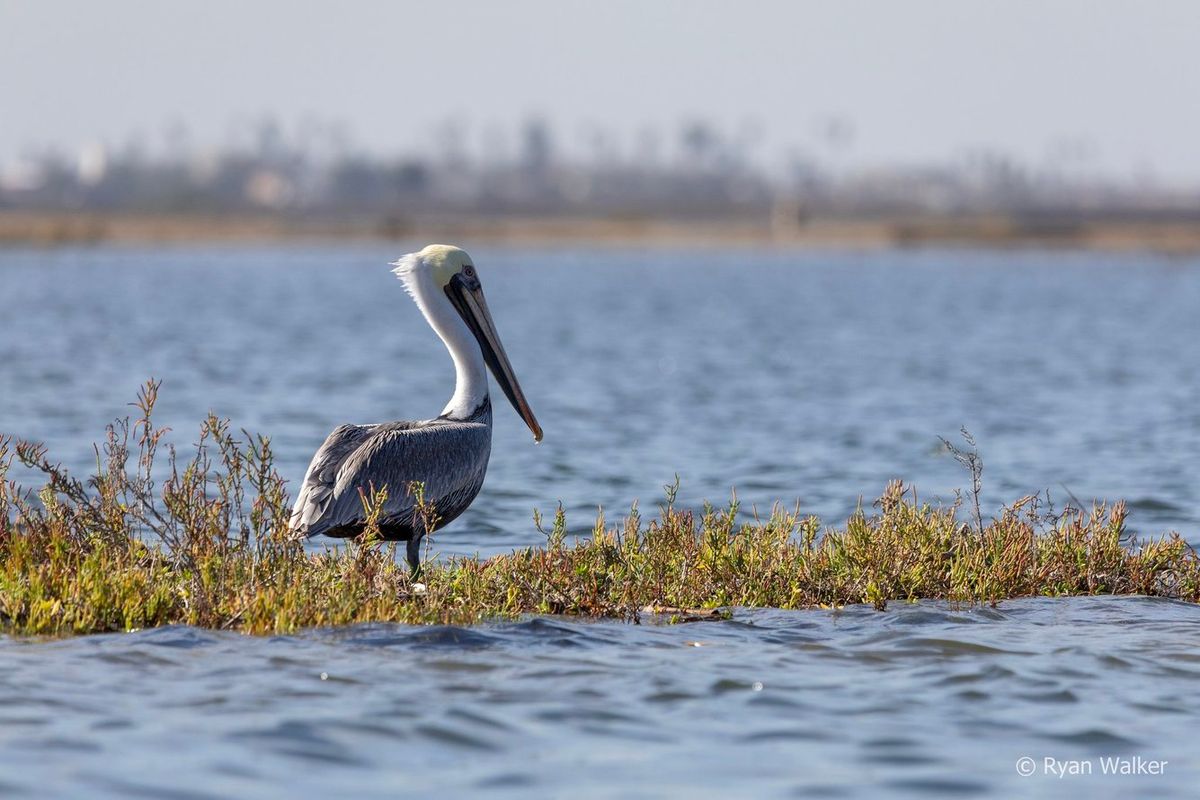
[1,599,1197,797]
[2,244,1199,796]
[3,244,1199,553]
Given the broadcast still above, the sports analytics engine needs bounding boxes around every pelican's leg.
[406,534,423,578]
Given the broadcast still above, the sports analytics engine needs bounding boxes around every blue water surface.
[1,244,1198,797]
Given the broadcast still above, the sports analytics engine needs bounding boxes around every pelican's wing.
[291,420,491,538]
[289,423,380,534]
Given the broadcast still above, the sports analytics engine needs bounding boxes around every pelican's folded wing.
[290,420,490,539]
[289,423,378,535]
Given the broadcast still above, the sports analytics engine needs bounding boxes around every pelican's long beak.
[445,273,543,442]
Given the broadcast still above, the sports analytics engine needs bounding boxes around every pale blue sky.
[2,1,1198,179]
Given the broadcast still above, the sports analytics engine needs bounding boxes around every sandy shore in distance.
[1,210,1199,253]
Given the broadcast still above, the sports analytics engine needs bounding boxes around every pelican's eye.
[463,265,476,278]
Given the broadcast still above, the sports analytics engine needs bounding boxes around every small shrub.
[1,384,1197,636]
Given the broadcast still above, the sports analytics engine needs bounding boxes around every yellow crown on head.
[419,244,473,287]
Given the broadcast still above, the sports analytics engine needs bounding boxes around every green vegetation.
[2,382,1197,637]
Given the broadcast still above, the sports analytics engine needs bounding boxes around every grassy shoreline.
[4,209,1200,253]
[2,384,1198,637]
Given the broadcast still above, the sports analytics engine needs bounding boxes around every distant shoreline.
[2,210,1199,253]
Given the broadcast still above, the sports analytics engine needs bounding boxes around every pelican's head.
[391,245,542,442]
[408,244,474,289]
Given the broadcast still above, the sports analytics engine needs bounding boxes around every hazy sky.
[3,1,1199,178]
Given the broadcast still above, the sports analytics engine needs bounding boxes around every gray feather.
[290,402,492,540]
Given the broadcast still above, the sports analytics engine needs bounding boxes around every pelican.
[289,244,542,573]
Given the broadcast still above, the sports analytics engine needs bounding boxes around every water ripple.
[0,597,1195,796]
[4,248,1200,797]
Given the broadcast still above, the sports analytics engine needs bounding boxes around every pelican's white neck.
[392,255,489,419]
[435,307,489,419]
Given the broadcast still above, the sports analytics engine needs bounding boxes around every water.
[3,245,1199,550]
[2,244,1199,796]
[0,600,1197,798]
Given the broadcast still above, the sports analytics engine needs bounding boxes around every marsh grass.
[1,382,1198,636]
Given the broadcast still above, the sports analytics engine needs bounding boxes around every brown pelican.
[289,244,542,573]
